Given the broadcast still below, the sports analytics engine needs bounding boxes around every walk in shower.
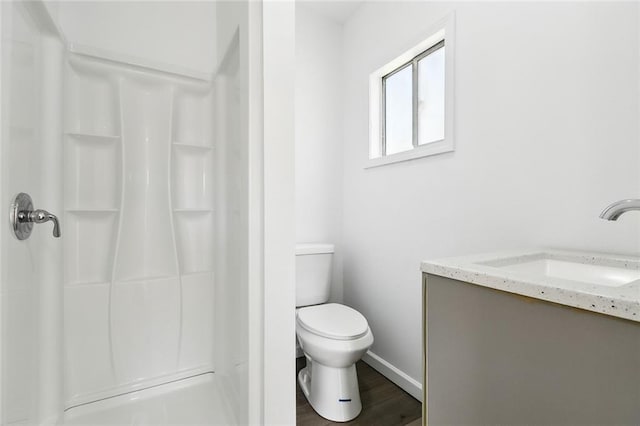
[0,1,276,424]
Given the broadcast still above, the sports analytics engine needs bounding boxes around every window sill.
[365,139,453,169]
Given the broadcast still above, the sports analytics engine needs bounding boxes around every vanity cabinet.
[422,273,640,425]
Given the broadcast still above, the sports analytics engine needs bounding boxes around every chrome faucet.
[599,199,640,221]
[10,193,61,240]
[19,209,61,237]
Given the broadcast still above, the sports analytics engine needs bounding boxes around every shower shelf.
[65,132,121,142]
[172,141,213,151]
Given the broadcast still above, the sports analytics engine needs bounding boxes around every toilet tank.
[296,243,334,307]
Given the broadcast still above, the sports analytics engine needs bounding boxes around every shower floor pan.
[61,373,236,425]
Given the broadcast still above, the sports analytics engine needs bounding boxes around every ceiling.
[297,0,364,24]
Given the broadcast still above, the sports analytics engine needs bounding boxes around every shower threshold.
[61,373,236,425]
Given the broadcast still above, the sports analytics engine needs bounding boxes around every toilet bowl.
[296,303,374,422]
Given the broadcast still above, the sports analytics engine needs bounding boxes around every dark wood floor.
[296,357,422,426]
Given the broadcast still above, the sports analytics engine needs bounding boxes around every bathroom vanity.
[421,250,640,425]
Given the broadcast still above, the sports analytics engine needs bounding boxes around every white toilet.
[295,243,374,422]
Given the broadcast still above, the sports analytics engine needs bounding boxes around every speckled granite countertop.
[421,249,640,323]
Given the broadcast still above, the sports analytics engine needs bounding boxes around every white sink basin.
[491,258,640,287]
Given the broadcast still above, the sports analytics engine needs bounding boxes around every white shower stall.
[0,1,296,424]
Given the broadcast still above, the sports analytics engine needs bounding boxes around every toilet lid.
[296,303,369,340]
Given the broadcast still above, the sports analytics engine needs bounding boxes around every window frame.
[381,61,413,156]
[368,12,455,168]
[381,40,445,156]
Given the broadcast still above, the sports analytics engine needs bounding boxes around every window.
[369,14,454,167]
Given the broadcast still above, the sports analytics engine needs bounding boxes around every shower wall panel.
[1,2,66,423]
[63,55,215,408]
[1,3,42,423]
[213,33,249,422]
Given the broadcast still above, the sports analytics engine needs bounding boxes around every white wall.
[295,5,345,302]
[263,1,296,424]
[55,1,217,74]
[341,1,640,394]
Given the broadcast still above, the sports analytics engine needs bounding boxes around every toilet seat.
[297,303,369,340]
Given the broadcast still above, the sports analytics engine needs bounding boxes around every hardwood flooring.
[296,358,422,426]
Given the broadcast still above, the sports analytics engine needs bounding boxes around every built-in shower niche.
[66,58,119,137]
[64,59,121,286]
[172,85,214,276]
[172,88,214,147]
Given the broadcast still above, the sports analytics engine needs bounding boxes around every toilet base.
[298,358,362,422]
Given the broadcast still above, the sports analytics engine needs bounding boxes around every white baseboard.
[362,350,423,402]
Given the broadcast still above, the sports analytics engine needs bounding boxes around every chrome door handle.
[10,193,61,240]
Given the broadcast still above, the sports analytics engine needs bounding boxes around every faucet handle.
[27,210,61,238]
[10,193,61,240]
